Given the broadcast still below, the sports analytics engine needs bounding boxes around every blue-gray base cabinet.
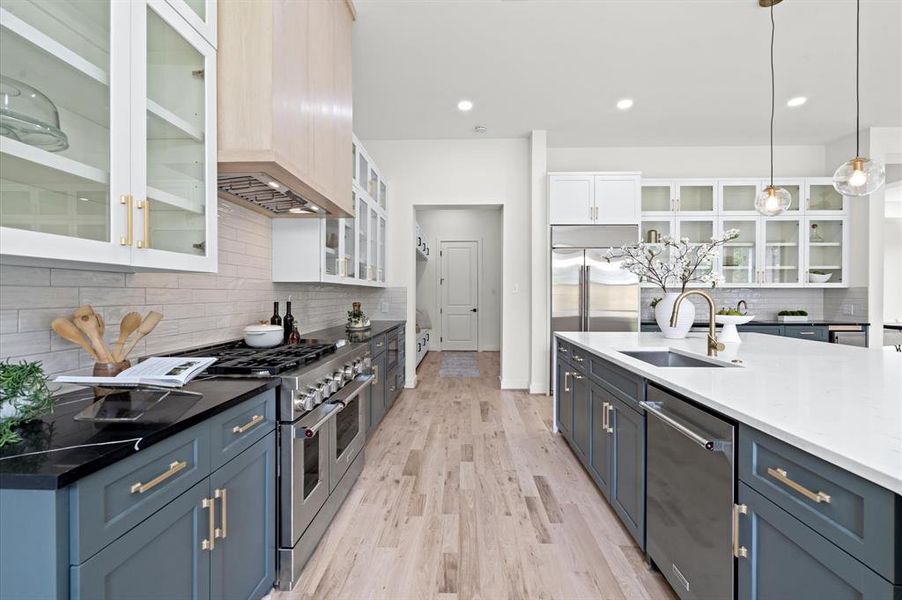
[367,323,406,436]
[0,390,277,600]
[641,322,867,344]
[555,340,646,549]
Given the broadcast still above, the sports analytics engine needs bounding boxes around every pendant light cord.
[855,0,860,157]
[769,1,775,187]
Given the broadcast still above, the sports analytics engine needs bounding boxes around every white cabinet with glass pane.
[719,217,759,286]
[641,179,717,216]
[164,0,215,47]
[0,0,217,272]
[272,136,388,287]
[761,217,803,286]
[805,217,847,287]
[804,178,847,214]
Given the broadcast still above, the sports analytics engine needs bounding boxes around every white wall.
[548,144,828,177]
[364,139,531,389]
[415,207,502,351]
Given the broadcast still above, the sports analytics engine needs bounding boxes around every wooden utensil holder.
[92,360,131,378]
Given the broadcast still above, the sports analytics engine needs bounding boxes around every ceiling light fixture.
[786,96,807,107]
[616,98,634,111]
[457,99,474,112]
[474,125,487,134]
[831,0,885,196]
[755,0,791,217]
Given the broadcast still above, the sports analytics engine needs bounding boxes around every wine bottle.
[270,301,282,326]
[288,323,301,345]
[283,297,295,343]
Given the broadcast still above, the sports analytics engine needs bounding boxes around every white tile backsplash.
[0,199,406,376]
[640,287,828,321]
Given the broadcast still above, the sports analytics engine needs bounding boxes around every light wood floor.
[276,352,676,600]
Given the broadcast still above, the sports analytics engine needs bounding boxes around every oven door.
[328,374,373,491]
[280,402,338,548]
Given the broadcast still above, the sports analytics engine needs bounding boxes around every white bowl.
[243,324,283,348]
[715,314,755,326]
[715,314,755,344]
[809,272,833,284]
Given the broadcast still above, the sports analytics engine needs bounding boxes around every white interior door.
[440,241,478,351]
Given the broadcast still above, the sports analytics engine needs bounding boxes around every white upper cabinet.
[641,179,716,216]
[548,174,594,224]
[718,179,762,214]
[272,136,388,287]
[165,0,216,47]
[0,0,217,272]
[804,178,847,215]
[549,172,640,225]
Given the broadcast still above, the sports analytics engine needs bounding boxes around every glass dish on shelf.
[0,76,69,151]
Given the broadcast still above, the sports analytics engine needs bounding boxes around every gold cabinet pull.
[563,371,571,392]
[120,195,133,246]
[130,460,187,494]
[767,467,831,503]
[137,198,149,249]
[232,414,264,434]
[732,503,749,558]
[214,488,227,539]
[201,496,215,551]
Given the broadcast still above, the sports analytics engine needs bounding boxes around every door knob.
[470,308,478,313]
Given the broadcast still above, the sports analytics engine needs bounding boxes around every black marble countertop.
[641,319,870,327]
[0,378,278,490]
[302,320,406,345]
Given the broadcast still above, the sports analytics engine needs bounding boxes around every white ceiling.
[351,0,902,147]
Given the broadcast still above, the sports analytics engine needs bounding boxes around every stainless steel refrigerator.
[551,225,640,334]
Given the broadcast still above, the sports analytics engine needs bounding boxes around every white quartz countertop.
[556,331,902,495]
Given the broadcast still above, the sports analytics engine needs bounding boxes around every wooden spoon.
[72,305,114,362]
[51,318,100,360]
[119,311,163,360]
[112,312,142,362]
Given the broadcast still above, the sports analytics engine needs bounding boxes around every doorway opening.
[414,205,503,366]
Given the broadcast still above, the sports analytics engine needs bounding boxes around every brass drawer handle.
[130,460,187,494]
[120,195,133,246]
[201,496,215,551]
[232,414,264,434]
[732,503,749,558]
[214,488,227,539]
[137,198,148,249]
[767,467,831,503]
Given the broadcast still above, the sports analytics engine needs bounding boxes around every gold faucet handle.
[708,335,725,352]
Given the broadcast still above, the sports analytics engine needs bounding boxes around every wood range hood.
[217,0,355,219]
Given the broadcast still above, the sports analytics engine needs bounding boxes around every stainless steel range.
[181,338,373,590]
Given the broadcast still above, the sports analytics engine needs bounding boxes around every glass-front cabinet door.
[0,0,131,264]
[131,1,215,271]
[641,181,673,214]
[675,217,715,281]
[342,196,355,279]
[805,217,846,286]
[761,217,802,285]
[368,207,377,281]
[165,0,215,47]
[357,194,369,280]
[378,214,386,283]
[719,218,759,286]
[675,181,715,214]
[323,218,340,277]
[719,180,761,214]
[805,178,846,214]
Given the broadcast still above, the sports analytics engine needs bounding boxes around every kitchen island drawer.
[208,389,276,470]
[554,339,573,361]
[783,325,829,342]
[739,425,901,583]
[588,355,644,411]
[71,425,211,563]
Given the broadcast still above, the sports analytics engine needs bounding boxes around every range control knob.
[353,359,363,375]
[332,371,344,390]
[343,364,354,380]
[317,381,330,400]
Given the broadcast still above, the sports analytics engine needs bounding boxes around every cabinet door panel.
[549,175,593,224]
[610,398,645,548]
[588,384,613,498]
[571,372,589,459]
[368,353,386,433]
[71,478,211,600]
[738,483,894,600]
[210,432,276,600]
[594,176,639,224]
[556,357,572,437]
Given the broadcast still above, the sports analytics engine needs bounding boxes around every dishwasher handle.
[640,401,715,451]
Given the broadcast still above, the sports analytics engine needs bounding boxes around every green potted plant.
[0,360,55,447]
[777,309,809,323]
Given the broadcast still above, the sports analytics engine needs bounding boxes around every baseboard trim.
[500,378,529,390]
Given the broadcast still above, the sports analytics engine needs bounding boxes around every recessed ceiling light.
[787,96,807,107]
[457,99,474,112]
[267,180,280,189]
[616,98,634,110]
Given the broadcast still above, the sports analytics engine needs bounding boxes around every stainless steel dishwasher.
[641,384,736,600]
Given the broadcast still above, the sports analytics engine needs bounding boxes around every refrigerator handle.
[583,265,590,331]
[577,265,584,330]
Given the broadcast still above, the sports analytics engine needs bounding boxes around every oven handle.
[327,374,374,410]
[640,401,715,451]
[298,405,341,438]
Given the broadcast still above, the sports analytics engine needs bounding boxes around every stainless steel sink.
[619,350,737,368]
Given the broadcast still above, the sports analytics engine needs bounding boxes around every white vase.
[654,292,695,339]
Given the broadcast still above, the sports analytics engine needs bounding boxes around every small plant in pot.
[0,360,55,447]
[607,230,739,339]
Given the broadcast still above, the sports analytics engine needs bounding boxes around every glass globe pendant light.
[755,0,791,217]
[832,0,885,196]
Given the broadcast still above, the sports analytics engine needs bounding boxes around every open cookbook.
[56,357,217,388]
